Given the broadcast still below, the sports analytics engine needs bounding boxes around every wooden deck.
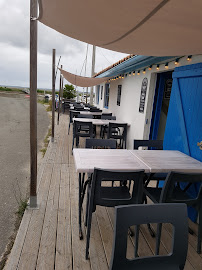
[5,114,202,270]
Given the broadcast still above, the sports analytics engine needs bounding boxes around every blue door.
[164,63,202,221]
[164,63,202,162]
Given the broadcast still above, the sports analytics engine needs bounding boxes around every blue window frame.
[100,86,103,100]
[104,84,110,108]
[117,85,122,106]
[96,85,100,104]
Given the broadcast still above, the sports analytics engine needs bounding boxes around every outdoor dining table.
[70,110,103,117]
[73,117,130,126]
[73,148,202,239]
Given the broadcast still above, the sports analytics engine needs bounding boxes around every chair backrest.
[91,168,144,207]
[107,123,127,148]
[85,138,117,149]
[101,115,116,120]
[110,203,188,270]
[70,111,80,123]
[134,139,163,150]
[74,107,85,111]
[90,108,102,112]
[73,120,93,138]
[102,113,112,117]
[76,114,93,119]
[160,172,202,205]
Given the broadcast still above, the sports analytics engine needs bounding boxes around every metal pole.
[30,0,38,207]
[52,49,56,142]
[90,45,96,105]
[57,65,62,125]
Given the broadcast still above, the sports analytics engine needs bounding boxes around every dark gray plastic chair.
[107,123,127,149]
[133,139,167,191]
[76,114,93,119]
[68,111,80,134]
[110,203,188,270]
[144,171,202,254]
[85,168,145,259]
[72,120,93,150]
[100,116,116,138]
[134,139,163,150]
[85,138,117,149]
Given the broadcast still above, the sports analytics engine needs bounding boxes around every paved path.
[0,93,50,257]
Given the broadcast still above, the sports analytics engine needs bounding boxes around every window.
[101,86,103,100]
[104,84,110,108]
[96,85,100,104]
[117,85,122,106]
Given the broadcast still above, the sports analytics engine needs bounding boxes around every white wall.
[96,55,202,149]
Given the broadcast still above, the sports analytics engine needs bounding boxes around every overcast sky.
[0,0,127,90]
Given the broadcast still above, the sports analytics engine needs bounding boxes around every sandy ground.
[0,92,50,257]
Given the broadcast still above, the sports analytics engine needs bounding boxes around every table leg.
[78,173,83,240]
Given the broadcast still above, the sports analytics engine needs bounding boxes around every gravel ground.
[0,92,50,257]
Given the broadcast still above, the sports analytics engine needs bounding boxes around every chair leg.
[135,225,140,257]
[72,137,74,152]
[85,186,90,227]
[156,223,162,255]
[197,211,202,254]
[86,205,93,259]
[68,122,71,134]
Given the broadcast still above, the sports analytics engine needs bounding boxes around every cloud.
[0,0,127,89]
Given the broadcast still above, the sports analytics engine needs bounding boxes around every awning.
[39,0,202,56]
[59,69,110,87]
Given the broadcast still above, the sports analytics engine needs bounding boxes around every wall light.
[187,55,192,61]
[156,65,159,70]
[133,71,135,76]
[129,72,131,76]
[165,63,169,69]
[143,69,146,74]
[137,70,140,75]
[175,58,179,65]
[148,65,152,70]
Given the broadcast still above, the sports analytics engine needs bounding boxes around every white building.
[94,54,202,155]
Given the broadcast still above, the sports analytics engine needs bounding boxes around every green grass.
[40,148,47,157]
[0,86,23,92]
[16,199,28,218]
[40,128,51,158]
[46,100,52,111]
[37,99,49,105]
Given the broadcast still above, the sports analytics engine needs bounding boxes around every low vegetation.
[40,128,51,157]
[0,86,23,93]
[46,100,52,111]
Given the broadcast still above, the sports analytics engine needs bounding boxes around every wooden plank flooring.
[4,113,202,270]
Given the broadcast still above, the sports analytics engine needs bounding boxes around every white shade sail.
[59,69,110,87]
[39,0,202,56]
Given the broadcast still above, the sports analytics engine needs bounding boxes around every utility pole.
[51,49,56,142]
[57,64,62,125]
[30,0,38,207]
[90,45,96,105]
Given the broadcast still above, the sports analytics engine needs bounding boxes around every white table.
[73,149,150,173]
[73,117,130,126]
[73,148,202,238]
[73,148,149,239]
[70,110,103,116]
[130,150,202,173]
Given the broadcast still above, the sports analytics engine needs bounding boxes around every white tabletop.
[130,150,202,173]
[70,110,103,116]
[73,117,129,126]
[73,149,150,173]
[73,149,202,174]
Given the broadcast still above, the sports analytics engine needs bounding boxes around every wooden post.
[90,45,96,105]
[30,0,38,207]
[57,65,62,125]
[52,49,56,142]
